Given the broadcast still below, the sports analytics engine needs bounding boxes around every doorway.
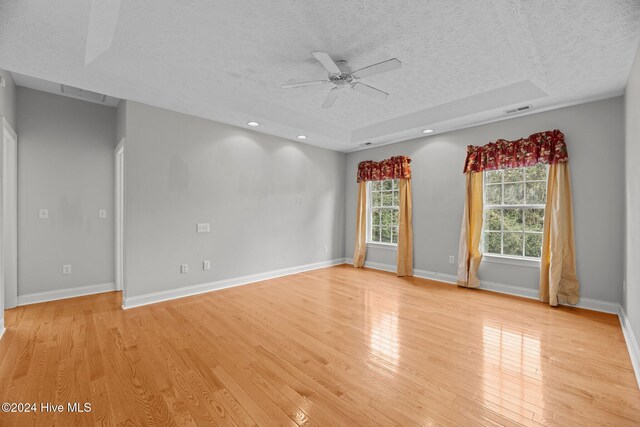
[115,139,124,297]
[2,117,18,309]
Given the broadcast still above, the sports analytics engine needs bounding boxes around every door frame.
[115,139,124,295]
[1,116,18,310]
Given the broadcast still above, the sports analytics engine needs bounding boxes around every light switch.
[39,208,49,219]
[99,209,107,218]
[197,223,211,233]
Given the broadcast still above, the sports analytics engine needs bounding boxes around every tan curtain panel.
[540,163,580,305]
[457,172,483,288]
[353,181,367,268]
[397,179,413,277]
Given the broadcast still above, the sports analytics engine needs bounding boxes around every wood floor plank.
[0,265,639,426]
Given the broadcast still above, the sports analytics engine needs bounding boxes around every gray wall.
[123,101,346,299]
[17,88,116,296]
[625,43,640,343]
[0,69,16,129]
[345,97,625,304]
[115,100,126,143]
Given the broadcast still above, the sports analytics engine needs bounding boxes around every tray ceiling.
[0,0,638,151]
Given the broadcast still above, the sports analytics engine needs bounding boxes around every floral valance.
[463,130,568,173]
[357,156,412,182]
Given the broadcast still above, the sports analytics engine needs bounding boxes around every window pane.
[371,181,381,191]
[391,209,399,226]
[485,170,502,184]
[382,180,393,191]
[484,232,501,254]
[485,209,502,231]
[382,192,393,206]
[381,209,393,226]
[503,208,523,231]
[525,181,546,205]
[371,191,381,207]
[525,209,544,232]
[381,227,391,243]
[392,179,399,190]
[504,182,524,204]
[504,168,524,183]
[392,190,399,206]
[526,163,547,180]
[503,232,524,256]
[391,227,398,244]
[525,233,542,258]
[486,184,502,205]
[371,226,381,242]
[371,208,381,226]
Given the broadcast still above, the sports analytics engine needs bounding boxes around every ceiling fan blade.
[322,88,339,108]
[351,82,389,100]
[312,51,341,74]
[281,80,330,89]
[352,58,401,79]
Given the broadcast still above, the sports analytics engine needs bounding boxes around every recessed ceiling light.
[247,121,260,127]
[422,129,434,134]
[297,135,307,140]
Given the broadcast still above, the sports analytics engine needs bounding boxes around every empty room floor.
[0,265,639,426]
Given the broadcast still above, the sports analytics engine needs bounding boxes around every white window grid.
[367,179,399,245]
[483,165,548,259]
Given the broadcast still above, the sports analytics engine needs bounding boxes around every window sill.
[482,254,540,268]
[366,242,398,251]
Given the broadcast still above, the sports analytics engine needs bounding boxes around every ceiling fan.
[281,52,401,108]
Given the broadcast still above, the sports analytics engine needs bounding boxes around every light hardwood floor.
[0,265,639,426]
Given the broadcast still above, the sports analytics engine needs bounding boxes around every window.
[483,163,548,258]
[368,179,399,245]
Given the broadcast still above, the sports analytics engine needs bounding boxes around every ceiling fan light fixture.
[422,129,434,134]
[297,135,307,140]
[247,121,260,127]
[282,52,401,108]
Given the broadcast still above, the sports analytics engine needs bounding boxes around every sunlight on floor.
[482,323,545,419]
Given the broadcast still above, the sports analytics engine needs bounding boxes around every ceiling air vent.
[60,84,107,103]
[505,105,532,114]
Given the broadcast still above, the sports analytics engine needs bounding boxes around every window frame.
[366,179,400,247]
[482,164,548,261]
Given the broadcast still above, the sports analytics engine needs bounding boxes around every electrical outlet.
[39,208,49,219]
[62,264,72,275]
[203,260,211,270]
[197,223,210,233]
[99,209,107,218]
[180,264,189,273]
[449,256,455,264]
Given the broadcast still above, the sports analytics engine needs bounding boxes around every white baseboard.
[123,258,347,309]
[620,308,640,389]
[345,258,621,314]
[17,282,116,306]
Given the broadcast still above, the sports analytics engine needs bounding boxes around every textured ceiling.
[0,0,639,151]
